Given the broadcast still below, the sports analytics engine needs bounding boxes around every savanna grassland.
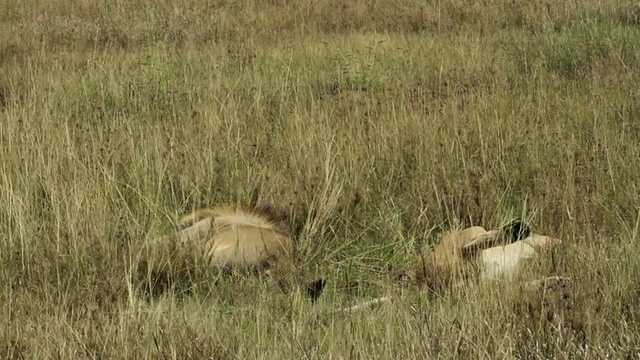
[2,0,640,358]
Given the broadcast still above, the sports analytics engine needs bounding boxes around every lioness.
[416,220,542,292]
[340,220,568,313]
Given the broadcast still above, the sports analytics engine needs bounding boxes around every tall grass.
[1,0,640,358]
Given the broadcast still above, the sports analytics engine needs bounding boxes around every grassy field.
[2,0,640,358]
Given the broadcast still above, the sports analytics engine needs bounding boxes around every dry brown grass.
[2,0,640,358]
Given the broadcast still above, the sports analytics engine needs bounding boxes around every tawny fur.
[344,221,566,313]
[416,221,561,292]
[178,206,282,232]
[172,205,295,272]
[140,205,327,302]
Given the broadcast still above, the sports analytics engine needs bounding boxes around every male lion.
[141,205,325,302]
[174,206,295,272]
